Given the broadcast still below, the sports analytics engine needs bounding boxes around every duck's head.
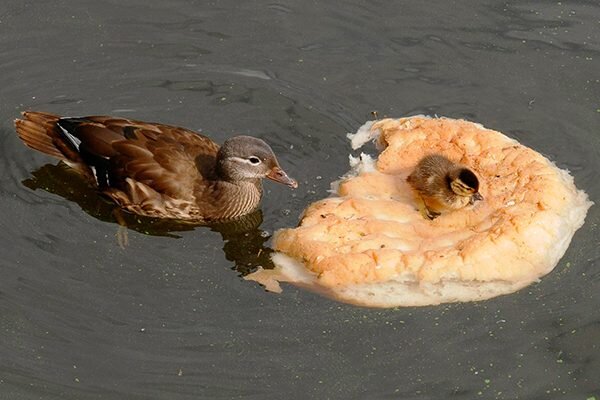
[217,136,297,188]
[448,168,483,203]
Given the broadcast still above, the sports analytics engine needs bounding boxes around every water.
[1,1,599,399]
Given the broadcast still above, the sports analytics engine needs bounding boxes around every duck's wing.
[58,116,220,201]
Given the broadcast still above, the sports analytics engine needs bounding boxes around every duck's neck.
[213,179,263,219]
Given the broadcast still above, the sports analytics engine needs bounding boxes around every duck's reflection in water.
[22,163,274,275]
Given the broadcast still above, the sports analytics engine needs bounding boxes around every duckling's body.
[407,154,483,219]
[15,111,296,222]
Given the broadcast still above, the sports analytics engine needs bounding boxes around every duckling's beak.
[470,192,484,204]
[266,167,298,188]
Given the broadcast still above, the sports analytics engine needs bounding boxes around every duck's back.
[16,112,224,220]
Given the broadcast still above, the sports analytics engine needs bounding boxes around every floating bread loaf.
[246,116,592,307]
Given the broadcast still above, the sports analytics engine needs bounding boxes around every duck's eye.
[248,156,261,165]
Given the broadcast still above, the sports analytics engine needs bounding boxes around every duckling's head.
[448,168,483,202]
[217,136,297,188]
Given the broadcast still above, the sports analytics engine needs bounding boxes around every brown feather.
[15,112,84,164]
[15,115,64,159]
[112,141,154,159]
[73,124,124,157]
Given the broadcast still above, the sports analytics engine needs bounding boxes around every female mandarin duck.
[15,111,297,222]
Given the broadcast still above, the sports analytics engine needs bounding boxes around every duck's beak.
[470,192,484,204]
[266,167,298,188]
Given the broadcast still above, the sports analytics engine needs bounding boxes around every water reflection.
[22,162,274,274]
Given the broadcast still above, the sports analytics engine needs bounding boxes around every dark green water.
[0,1,598,399]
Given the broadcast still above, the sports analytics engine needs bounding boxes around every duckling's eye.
[248,156,261,165]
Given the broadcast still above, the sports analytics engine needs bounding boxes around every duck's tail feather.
[15,111,82,162]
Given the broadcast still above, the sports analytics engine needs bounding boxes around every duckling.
[15,111,297,222]
[407,154,483,219]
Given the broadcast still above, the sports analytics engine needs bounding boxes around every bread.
[246,116,592,307]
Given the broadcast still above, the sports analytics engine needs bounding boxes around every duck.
[15,111,297,222]
[406,154,483,219]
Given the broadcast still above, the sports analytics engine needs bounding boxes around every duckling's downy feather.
[407,154,481,217]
